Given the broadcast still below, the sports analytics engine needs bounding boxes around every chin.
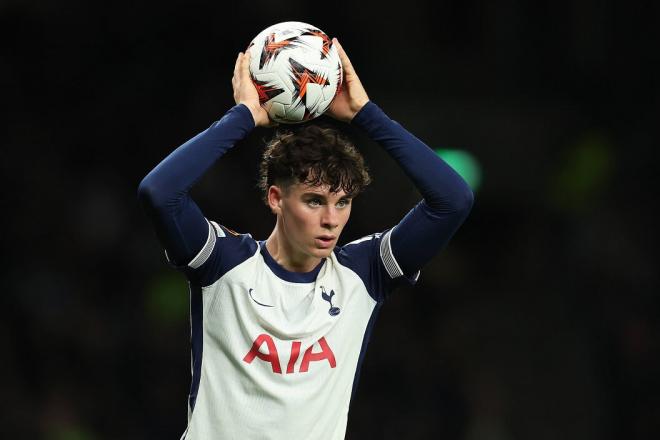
[312,246,335,258]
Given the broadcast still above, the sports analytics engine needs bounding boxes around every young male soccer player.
[138,39,473,439]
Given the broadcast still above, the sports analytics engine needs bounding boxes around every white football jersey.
[174,219,419,440]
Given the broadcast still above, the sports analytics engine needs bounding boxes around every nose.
[321,206,339,230]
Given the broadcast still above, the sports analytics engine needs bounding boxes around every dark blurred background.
[2,0,658,438]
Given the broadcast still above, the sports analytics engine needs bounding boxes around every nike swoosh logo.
[249,288,274,307]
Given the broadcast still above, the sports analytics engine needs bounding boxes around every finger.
[233,52,242,81]
[241,51,253,80]
[333,38,355,74]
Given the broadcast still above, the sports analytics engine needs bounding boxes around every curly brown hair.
[258,124,371,204]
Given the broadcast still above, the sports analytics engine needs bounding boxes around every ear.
[267,185,284,215]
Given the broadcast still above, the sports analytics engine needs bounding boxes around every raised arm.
[137,52,268,267]
[328,39,473,277]
[353,103,473,277]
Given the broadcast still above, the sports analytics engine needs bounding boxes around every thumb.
[333,38,356,77]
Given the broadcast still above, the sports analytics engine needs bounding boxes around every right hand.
[232,51,274,127]
[325,38,370,122]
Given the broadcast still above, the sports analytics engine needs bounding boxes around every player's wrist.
[350,99,370,120]
[348,100,373,123]
[242,102,265,126]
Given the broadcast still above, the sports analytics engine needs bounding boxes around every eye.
[307,198,322,207]
[336,199,351,208]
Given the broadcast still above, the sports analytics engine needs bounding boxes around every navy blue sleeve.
[336,229,419,302]
[137,104,255,275]
[351,102,474,279]
[179,222,259,287]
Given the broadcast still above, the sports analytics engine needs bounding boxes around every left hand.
[232,51,276,127]
[325,38,370,122]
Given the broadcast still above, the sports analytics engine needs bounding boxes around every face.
[269,182,353,260]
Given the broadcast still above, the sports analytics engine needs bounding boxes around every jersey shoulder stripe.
[169,219,258,287]
[335,228,418,302]
[188,221,217,269]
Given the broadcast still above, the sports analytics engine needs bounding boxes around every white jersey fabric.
[176,219,419,439]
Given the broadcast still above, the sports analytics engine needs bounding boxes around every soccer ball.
[246,22,343,124]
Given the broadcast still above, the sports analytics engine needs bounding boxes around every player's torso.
[186,243,377,439]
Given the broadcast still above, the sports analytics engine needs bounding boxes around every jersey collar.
[259,241,326,283]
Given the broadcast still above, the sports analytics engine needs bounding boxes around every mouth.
[315,236,336,248]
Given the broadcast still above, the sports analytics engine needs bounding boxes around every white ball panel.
[270,102,286,119]
[284,101,306,121]
[305,84,323,112]
[322,85,336,101]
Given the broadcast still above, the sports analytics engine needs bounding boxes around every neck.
[265,221,322,273]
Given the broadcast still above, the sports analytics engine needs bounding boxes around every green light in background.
[145,271,189,326]
[435,148,482,191]
[52,426,95,440]
[548,131,614,212]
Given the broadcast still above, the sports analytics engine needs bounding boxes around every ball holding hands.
[232,51,275,127]
[325,39,370,122]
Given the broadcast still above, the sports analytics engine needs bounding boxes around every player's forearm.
[138,104,255,208]
[351,101,473,215]
[352,102,473,276]
[137,104,255,264]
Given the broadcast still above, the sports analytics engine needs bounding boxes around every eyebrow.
[301,192,352,200]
